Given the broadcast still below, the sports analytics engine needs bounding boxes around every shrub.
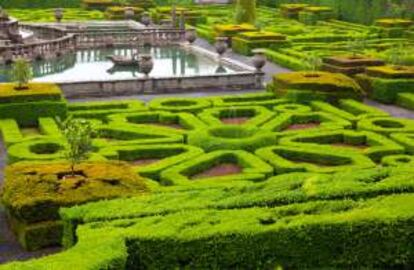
[234,0,256,24]
[0,83,67,126]
[390,133,414,154]
[232,31,287,55]
[256,145,376,174]
[160,150,273,186]
[397,92,414,110]
[187,125,277,152]
[10,57,33,90]
[1,161,147,250]
[382,154,414,167]
[7,138,67,164]
[270,71,363,102]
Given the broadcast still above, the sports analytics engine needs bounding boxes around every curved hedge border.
[382,155,414,167]
[210,92,289,109]
[148,97,211,113]
[357,117,414,135]
[187,125,277,152]
[160,150,273,186]
[97,144,204,180]
[107,111,206,135]
[261,111,352,136]
[279,130,405,162]
[273,103,312,114]
[93,123,184,148]
[256,145,376,174]
[197,106,276,127]
[7,138,67,164]
[390,133,414,154]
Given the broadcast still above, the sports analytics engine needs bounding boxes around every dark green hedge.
[1,0,81,8]
[259,0,414,25]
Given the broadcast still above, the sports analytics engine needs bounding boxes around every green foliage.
[10,58,33,90]
[234,0,256,25]
[58,118,95,175]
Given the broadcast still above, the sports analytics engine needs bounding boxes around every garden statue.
[54,8,64,23]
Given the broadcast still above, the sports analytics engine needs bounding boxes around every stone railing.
[73,28,187,48]
[0,33,76,63]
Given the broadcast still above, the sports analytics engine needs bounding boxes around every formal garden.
[0,0,413,269]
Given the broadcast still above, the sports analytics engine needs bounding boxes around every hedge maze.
[1,88,414,269]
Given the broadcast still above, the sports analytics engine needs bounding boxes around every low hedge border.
[261,111,352,136]
[382,154,414,167]
[97,144,204,181]
[310,99,388,125]
[187,125,278,152]
[160,150,273,186]
[7,138,67,164]
[390,133,414,154]
[148,97,211,113]
[107,111,206,136]
[256,145,376,174]
[357,117,414,135]
[272,103,312,114]
[397,92,414,110]
[93,123,184,148]
[210,92,289,109]
[197,106,276,127]
[69,100,147,122]
[279,130,405,162]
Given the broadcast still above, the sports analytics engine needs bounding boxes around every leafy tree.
[304,52,322,72]
[235,0,256,25]
[58,117,95,176]
[11,57,32,90]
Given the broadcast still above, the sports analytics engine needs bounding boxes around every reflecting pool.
[0,46,236,83]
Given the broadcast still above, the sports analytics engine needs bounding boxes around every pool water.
[0,46,236,83]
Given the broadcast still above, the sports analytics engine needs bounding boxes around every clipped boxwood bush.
[232,31,287,56]
[7,138,67,164]
[270,72,363,102]
[187,125,277,152]
[391,133,414,154]
[0,83,67,126]
[1,161,147,250]
[211,92,288,109]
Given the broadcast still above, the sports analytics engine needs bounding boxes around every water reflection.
[0,46,235,83]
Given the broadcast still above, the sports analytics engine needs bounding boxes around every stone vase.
[141,12,151,27]
[251,49,266,72]
[186,29,197,44]
[54,8,64,23]
[124,7,135,20]
[215,37,228,57]
[139,54,154,76]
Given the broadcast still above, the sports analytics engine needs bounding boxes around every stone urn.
[139,54,154,76]
[185,28,197,44]
[215,37,228,57]
[124,7,135,20]
[54,8,64,23]
[141,12,151,27]
[252,49,266,72]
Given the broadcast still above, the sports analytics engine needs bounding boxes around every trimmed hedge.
[232,31,287,56]
[69,100,146,122]
[210,92,289,109]
[397,92,414,110]
[256,145,376,174]
[390,133,414,154]
[93,123,184,148]
[261,111,352,136]
[187,125,277,152]
[97,144,204,180]
[160,150,273,186]
[1,161,147,250]
[382,154,414,167]
[7,139,67,164]
[4,193,412,269]
[279,130,405,162]
[148,97,211,113]
[270,72,363,102]
[107,110,206,135]
[197,106,276,127]
[357,117,414,135]
[273,103,312,113]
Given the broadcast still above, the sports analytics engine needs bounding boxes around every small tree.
[234,0,256,25]
[59,117,95,177]
[304,52,322,72]
[11,57,32,90]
